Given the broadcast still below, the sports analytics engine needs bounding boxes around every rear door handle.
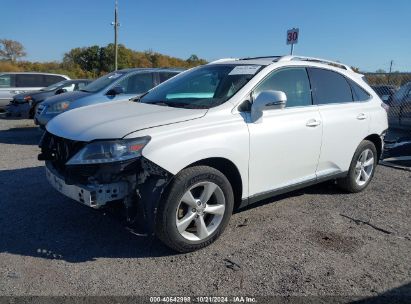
[306,119,321,127]
[357,113,367,120]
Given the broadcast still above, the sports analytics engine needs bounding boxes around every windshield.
[40,80,71,91]
[82,71,126,93]
[140,64,262,109]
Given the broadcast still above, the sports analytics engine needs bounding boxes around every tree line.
[0,39,207,79]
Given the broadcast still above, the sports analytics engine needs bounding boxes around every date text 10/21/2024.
[149,296,257,303]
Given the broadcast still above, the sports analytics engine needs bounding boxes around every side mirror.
[106,86,124,96]
[251,90,287,122]
[55,88,67,95]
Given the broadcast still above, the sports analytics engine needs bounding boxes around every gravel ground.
[0,118,410,300]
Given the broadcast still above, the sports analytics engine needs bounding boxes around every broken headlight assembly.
[66,137,151,165]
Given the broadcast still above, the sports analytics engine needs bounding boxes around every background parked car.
[388,82,411,129]
[0,72,70,108]
[371,84,397,104]
[5,79,92,118]
[35,68,182,128]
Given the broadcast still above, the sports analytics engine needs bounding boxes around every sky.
[1,0,410,72]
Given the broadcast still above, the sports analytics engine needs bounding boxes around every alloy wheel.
[355,148,374,186]
[175,181,226,241]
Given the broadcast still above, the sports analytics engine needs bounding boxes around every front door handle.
[306,119,321,127]
[357,113,367,120]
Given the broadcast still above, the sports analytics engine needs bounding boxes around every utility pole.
[388,60,393,83]
[111,0,120,71]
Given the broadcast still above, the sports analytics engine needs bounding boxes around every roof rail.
[279,55,353,71]
[209,58,238,64]
[239,56,282,61]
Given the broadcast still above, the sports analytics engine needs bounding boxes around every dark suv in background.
[371,85,397,104]
[388,82,411,129]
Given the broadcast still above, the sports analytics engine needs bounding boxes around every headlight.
[11,90,26,94]
[46,101,70,114]
[66,137,151,165]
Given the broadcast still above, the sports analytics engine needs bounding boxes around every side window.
[0,74,15,88]
[44,75,65,86]
[76,82,88,90]
[348,79,370,102]
[15,74,44,87]
[62,83,75,92]
[254,67,312,108]
[308,68,353,104]
[159,72,178,83]
[117,73,154,94]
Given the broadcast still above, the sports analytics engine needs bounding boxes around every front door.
[247,67,322,198]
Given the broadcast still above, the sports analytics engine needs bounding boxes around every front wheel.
[156,166,234,253]
[337,140,378,193]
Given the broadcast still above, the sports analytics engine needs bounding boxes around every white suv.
[38,55,388,252]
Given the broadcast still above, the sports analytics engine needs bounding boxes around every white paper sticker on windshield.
[229,65,261,75]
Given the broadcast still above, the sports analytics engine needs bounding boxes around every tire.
[29,106,35,119]
[156,166,234,253]
[337,140,378,193]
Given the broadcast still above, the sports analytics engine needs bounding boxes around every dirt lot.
[0,118,410,300]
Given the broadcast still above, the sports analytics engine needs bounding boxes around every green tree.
[63,46,101,75]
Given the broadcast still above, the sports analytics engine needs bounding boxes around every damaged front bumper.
[45,161,129,208]
[39,132,173,235]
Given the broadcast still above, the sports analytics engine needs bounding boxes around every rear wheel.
[337,140,377,193]
[156,166,234,253]
[29,106,35,119]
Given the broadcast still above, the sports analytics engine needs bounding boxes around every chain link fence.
[364,73,411,168]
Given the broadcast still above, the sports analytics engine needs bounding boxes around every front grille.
[40,132,140,185]
[40,132,86,176]
[36,104,46,116]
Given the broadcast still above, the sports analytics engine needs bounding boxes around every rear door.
[308,68,371,176]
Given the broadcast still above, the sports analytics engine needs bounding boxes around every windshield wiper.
[130,92,149,103]
[145,101,171,107]
[166,102,209,109]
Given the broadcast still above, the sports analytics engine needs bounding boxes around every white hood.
[46,100,207,141]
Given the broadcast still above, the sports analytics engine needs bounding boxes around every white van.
[0,72,70,107]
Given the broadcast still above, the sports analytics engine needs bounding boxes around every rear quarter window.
[0,74,15,88]
[308,68,353,105]
[348,79,371,102]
